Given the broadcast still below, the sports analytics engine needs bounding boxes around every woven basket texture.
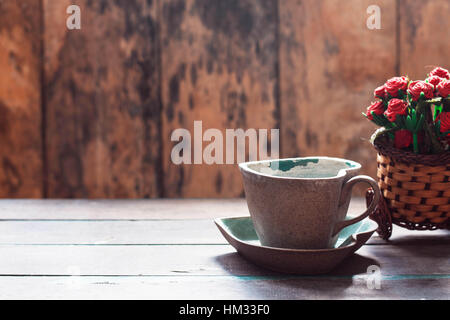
[374,137,450,231]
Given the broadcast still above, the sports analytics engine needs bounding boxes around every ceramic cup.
[239,157,380,249]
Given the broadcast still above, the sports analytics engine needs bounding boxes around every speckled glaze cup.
[239,157,380,249]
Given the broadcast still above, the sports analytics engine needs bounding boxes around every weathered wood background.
[0,0,449,198]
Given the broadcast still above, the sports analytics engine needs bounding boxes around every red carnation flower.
[437,80,450,98]
[374,85,386,99]
[408,80,434,101]
[429,67,450,80]
[385,76,409,97]
[426,75,444,88]
[385,99,408,122]
[438,112,450,134]
[366,101,385,120]
[395,129,413,149]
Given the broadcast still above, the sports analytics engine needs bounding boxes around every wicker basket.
[370,136,450,238]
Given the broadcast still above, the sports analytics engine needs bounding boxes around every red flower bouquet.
[363,67,450,237]
[363,66,450,154]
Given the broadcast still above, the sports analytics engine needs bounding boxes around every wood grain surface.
[0,0,43,198]
[0,244,448,276]
[43,0,162,198]
[160,0,279,197]
[1,0,450,198]
[0,199,447,299]
[279,0,397,185]
[0,276,447,300]
[0,214,447,245]
[398,0,450,79]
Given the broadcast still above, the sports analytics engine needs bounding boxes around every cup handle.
[332,175,380,237]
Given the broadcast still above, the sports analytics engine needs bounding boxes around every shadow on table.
[384,239,450,260]
[382,236,450,247]
[214,252,379,294]
[328,253,379,276]
[372,228,449,259]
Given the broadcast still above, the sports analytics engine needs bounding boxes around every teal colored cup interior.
[244,157,360,179]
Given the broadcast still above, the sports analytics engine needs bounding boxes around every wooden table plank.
[0,245,447,277]
[0,220,447,246]
[0,199,250,220]
[0,220,224,245]
[0,198,368,220]
[0,276,447,300]
[0,199,447,299]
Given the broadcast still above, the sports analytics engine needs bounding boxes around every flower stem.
[413,133,419,153]
[417,101,443,154]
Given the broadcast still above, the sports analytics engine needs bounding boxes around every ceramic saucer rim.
[214,216,378,253]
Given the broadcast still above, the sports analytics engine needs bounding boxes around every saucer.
[214,216,378,274]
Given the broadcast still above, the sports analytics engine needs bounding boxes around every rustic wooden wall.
[279,0,397,193]
[160,0,279,197]
[0,0,449,198]
[398,0,450,78]
[43,0,161,198]
[0,0,43,198]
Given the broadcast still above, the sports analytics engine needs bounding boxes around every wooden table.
[0,199,448,300]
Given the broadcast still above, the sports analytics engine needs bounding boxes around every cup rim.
[239,156,362,181]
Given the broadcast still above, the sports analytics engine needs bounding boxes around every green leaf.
[405,115,413,131]
[394,114,406,129]
[420,92,425,100]
[435,121,441,136]
[407,92,412,103]
[371,112,397,128]
[405,109,424,133]
[416,114,425,131]
[435,104,443,115]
